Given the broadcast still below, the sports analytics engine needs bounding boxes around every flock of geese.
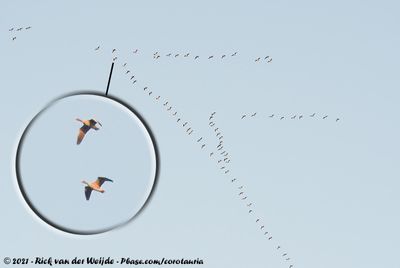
[95,46,272,64]
[98,47,295,268]
[8,26,32,41]
[240,112,340,122]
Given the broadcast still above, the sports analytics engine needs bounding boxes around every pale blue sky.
[1,0,400,268]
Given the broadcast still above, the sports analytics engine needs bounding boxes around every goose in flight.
[76,118,102,145]
[94,46,100,51]
[82,177,113,200]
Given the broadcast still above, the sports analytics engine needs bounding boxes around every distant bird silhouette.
[267,58,272,63]
[264,56,270,60]
[241,115,246,119]
[251,112,257,117]
[130,75,135,80]
[336,118,340,122]
[26,26,32,30]
[112,57,117,61]
[148,91,153,96]
[221,55,226,59]
[173,112,177,116]
[82,177,113,201]
[208,55,214,59]
[123,63,127,67]
[282,253,287,257]
[183,122,188,127]
[17,27,23,31]
[133,49,138,53]
[310,113,316,117]
[9,28,14,31]
[255,57,261,62]
[163,101,169,106]
[277,246,281,249]
[247,203,252,207]
[184,53,190,57]
[156,96,161,100]
[76,118,102,145]
[210,152,214,157]
[249,210,253,213]
[231,52,237,56]
[194,55,199,59]
[269,114,274,118]
[112,48,116,53]
[201,144,206,149]
[94,46,100,51]
[132,80,137,84]
[231,178,237,182]
[126,70,130,74]
[323,115,328,119]
[197,137,203,142]
[299,115,303,119]
[256,219,260,222]
[268,237,272,240]
[167,106,172,111]
[12,37,16,41]
[174,54,179,57]
[280,116,285,120]
[291,115,296,119]
[166,53,172,56]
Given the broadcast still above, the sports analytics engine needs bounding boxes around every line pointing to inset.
[105,62,115,96]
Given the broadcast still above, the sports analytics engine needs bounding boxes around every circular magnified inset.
[15,92,159,235]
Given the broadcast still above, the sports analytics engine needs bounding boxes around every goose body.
[76,118,102,145]
[82,177,113,200]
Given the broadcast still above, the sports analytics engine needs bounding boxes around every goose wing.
[94,177,113,187]
[85,186,93,200]
[77,125,91,145]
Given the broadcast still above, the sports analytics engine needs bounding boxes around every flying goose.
[82,177,113,200]
[76,118,102,145]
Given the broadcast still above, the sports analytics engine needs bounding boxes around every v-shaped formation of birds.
[95,47,296,268]
[75,118,113,201]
